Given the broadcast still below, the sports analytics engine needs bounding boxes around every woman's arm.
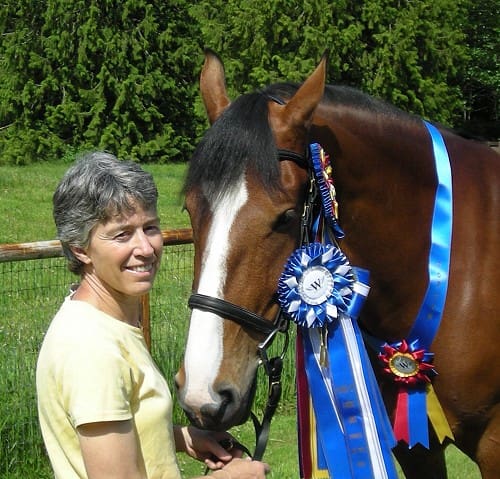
[77,421,269,479]
[77,420,146,479]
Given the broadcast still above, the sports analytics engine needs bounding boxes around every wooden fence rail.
[0,228,193,262]
[0,227,193,349]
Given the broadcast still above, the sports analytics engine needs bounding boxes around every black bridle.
[188,292,289,461]
[188,146,311,462]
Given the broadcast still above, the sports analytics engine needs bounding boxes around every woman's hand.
[210,457,270,478]
[174,425,244,470]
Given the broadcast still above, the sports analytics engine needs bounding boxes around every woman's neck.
[71,275,142,327]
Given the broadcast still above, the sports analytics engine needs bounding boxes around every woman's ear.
[70,246,92,265]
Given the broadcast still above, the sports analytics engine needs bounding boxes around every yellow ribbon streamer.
[426,384,454,443]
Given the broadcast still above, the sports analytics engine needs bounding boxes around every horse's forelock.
[184,92,280,204]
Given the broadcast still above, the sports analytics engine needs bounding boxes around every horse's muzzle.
[175,375,256,431]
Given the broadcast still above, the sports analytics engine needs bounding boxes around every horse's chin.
[184,405,250,431]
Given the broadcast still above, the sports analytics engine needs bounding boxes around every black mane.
[184,92,280,203]
[265,82,413,118]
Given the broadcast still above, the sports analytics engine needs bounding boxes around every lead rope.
[251,356,284,461]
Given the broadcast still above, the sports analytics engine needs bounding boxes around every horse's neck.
[311,113,435,339]
[312,111,434,208]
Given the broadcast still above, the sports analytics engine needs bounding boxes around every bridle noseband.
[188,293,283,337]
[188,146,310,462]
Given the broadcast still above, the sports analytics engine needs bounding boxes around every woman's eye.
[114,231,131,240]
[145,225,161,235]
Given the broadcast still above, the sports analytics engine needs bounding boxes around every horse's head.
[175,51,327,430]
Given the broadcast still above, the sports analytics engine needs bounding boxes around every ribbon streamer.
[280,241,398,478]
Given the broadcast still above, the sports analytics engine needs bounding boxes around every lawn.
[0,161,190,243]
[0,160,481,478]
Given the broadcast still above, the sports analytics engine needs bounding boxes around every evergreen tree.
[0,0,49,163]
[461,0,499,138]
[1,0,495,165]
[358,0,468,124]
[0,0,202,164]
[190,0,469,126]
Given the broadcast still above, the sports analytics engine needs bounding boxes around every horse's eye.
[274,209,297,230]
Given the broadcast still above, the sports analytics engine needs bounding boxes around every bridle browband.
[276,149,310,170]
[189,144,311,463]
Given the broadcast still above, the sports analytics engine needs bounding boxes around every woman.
[36,152,270,479]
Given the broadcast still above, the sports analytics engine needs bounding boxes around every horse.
[175,50,500,478]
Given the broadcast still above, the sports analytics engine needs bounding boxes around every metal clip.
[319,326,329,367]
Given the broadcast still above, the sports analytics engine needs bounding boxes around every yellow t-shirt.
[36,296,181,479]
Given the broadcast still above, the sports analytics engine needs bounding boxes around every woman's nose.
[133,230,155,256]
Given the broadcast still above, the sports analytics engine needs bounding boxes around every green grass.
[0,162,481,478]
[178,414,480,479]
[0,161,190,243]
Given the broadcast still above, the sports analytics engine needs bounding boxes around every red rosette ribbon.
[379,339,435,387]
[379,339,438,446]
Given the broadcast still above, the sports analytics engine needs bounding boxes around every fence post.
[141,294,151,351]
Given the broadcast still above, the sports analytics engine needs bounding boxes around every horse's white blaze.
[182,177,248,407]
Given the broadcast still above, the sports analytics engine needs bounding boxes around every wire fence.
[0,228,296,477]
[0,229,194,477]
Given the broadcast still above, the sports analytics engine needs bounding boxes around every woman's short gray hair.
[53,151,159,274]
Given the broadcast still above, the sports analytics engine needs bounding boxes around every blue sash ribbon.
[366,121,454,448]
[402,121,453,447]
[408,121,453,347]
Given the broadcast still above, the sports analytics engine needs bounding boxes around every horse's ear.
[200,49,231,124]
[282,51,328,129]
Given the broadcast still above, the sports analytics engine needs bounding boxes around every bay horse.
[175,50,500,478]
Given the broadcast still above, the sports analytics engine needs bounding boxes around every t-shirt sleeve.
[60,333,135,428]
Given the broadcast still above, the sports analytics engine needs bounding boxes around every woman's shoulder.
[43,298,116,349]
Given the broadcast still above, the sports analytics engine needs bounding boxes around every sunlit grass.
[0,161,190,243]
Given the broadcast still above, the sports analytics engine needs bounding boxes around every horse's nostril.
[197,386,239,430]
[217,386,236,406]
[200,386,237,419]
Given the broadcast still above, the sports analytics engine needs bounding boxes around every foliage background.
[0,0,498,165]
[0,0,203,164]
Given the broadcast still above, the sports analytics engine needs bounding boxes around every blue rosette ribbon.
[277,242,354,328]
[282,246,399,478]
[310,143,344,239]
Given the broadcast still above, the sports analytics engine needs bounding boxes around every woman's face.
[82,203,163,298]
